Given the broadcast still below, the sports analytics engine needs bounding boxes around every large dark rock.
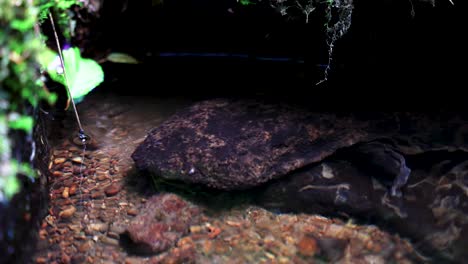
[131,99,379,190]
[132,99,468,192]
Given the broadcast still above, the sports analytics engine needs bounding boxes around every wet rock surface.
[131,99,379,190]
[132,99,468,193]
[125,193,201,254]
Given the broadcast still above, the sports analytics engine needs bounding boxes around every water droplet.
[78,130,90,144]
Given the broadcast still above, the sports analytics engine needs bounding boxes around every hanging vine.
[268,0,354,84]
[318,0,353,84]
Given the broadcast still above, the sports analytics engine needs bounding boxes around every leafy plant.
[105,52,140,64]
[43,46,104,102]
[239,0,255,6]
[0,0,88,202]
[1,0,47,202]
[38,0,82,39]
[7,115,34,132]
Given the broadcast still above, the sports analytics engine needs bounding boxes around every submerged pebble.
[71,157,84,164]
[62,187,69,199]
[126,208,138,216]
[89,222,108,233]
[101,236,119,247]
[59,206,76,219]
[104,183,121,196]
[52,171,63,177]
[54,157,66,164]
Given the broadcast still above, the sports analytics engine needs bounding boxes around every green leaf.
[11,16,36,32]
[0,161,36,200]
[239,0,255,5]
[18,162,35,180]
[37,47,58,70]
[4,174,20,200]
[55,0,81,10]
[106,52,139,64]
[46,47,104,101]
[8,115,33,133]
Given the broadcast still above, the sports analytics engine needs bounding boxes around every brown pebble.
[95,168,107,174]
[202,240,213,254]
[126,208,138,216]
[73,165,85,175]
[39,229,48,240]
[213,240,228,254]
[104,183,121,196]
[59,206,76,219]
[109,224,126,234]
[89,222,108,233]
[57,199,72,206]
[69,185,77,196]
[79,240,93,253]
[54,158,66,164]
[74,234,86,240]
[71,156,84,164]
[225,220,243,227]
[62,179,74,187]
[52,163,64,171]
[265,252,276,260]
[177,237,194,248]
[68,224,81,234]
[297,235,318,257]
[91,191,104,199]
[68,146,81,152]
[62,162,73,172]
[107,231,120,240]
[101,236,119,246]
[53,150,67,156]
[125,257,141,264]
[61,253,71,264]
[36,257,47,264]
[83,226,95,236]
[190,225,204,233]
[62,187,70,199]
[52,171,63,177]
[97,173,108,181]
[71,255,86,264]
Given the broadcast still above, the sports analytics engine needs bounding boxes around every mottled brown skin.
[132,99,468,194]
[132,99,380,190]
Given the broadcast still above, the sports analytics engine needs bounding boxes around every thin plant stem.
[48,12,86,137]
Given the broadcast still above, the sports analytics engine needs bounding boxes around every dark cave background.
[72,0,465,109]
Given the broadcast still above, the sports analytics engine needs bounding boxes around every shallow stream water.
[32,89,466,264]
